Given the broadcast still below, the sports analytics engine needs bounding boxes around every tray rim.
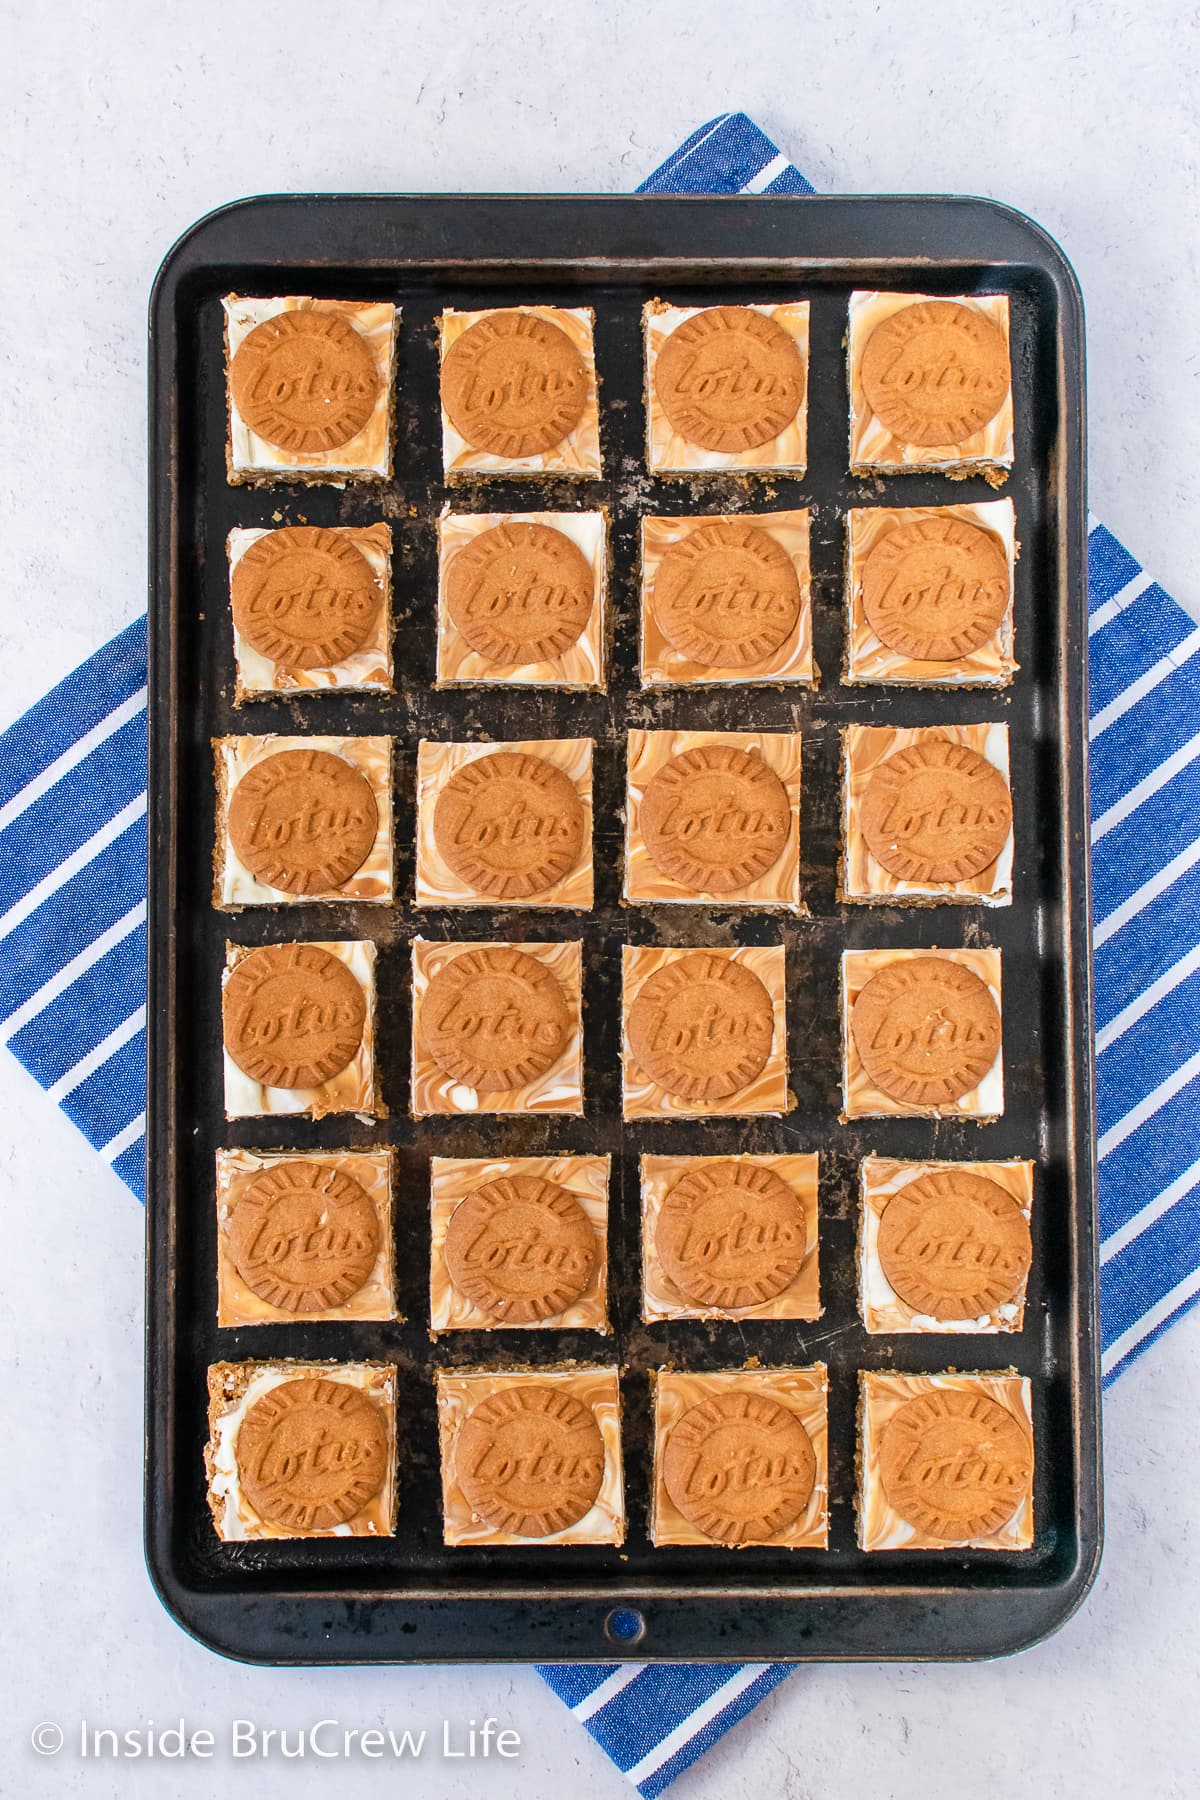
[145,190,1101,1666]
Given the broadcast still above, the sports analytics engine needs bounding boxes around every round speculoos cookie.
[227,1160,381,1314]
[655,306,804,453]
[861,514,1009,662]
[222,943,366,1091]
[441,310,588,458]
[860,300,1009,448]
[454,1384,605,1537]
[236,1377,388,1531]
[851,956,1001,1109]
[860,737,1012,885]
[445,521,595,666]
[231,526,383,670]
[432,751,585,900]
[656,1160,807,1310]
[444,1174,596,1323]
[229,310,381,454]
[877,1387,1032,1542]
[662,1389,816,1545]
[651,518,801,668]
[877,1169,1031,1321]
[639,743,791,895]
[227,747,378,896]
[420,946,571,1094]
[627,952,774,1103]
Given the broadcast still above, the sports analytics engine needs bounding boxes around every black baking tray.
[146,194,1101,1664]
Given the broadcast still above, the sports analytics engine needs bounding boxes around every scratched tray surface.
[146,196,1100,1664]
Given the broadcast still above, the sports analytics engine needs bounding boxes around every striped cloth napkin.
[2,109,1198,1796]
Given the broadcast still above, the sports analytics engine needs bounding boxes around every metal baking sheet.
[146,194,1101,1663]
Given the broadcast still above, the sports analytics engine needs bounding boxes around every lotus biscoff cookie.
[205,1361,397,1542]
[411,938,583,1117]
[221,939,379,1119]
[625,729,802,910]
[858,1371,1034,1551]
[853,956,1001,1109]
[628,952,775,1103]
[229,523,393,697]
[420,945,570,1093]
[429,1154,610,1334]
[645,301,809,474]
[215,1148,397,1327]
[859,1156,1033,1334]
[621,943,788,1120]
[445,1176,596,1323]
[844,500,1017,688]
[641,1152,820,1323]
[841,947,1004,1121]
[848,291,1013,482]
[436,1367,624,1546]
[214,735,392,907]
[437,511,606,688]
[416,739,593,909]
[438,306,601,478]
[640,510,813,687]
[842,723,1014,905]
[639,746,790,892]
[223,296,397,485]
[651,1367,829,1549]
[456,1386,605,1536]
[226,750,377,892]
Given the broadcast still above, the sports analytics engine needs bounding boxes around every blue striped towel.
[1,110,1197,1796]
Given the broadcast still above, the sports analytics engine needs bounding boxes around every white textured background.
[2,2,1199,1795]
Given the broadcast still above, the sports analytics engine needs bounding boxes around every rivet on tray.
[604,1607,646,1648]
